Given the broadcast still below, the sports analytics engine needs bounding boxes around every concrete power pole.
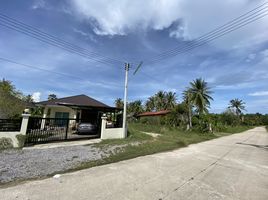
[122,63,130,138]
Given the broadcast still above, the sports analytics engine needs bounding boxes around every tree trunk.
[188,107,192,129]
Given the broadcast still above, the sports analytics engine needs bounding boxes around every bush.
[0,137,13,150]
[16,134,26,148]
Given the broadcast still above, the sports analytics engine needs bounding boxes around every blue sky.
[0,0,268,113]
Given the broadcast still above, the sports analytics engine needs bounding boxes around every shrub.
[0,137,13,150]
[16,134,26,148]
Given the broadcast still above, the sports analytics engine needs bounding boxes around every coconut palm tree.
[228,98,246,116]
[145,96,156,111]
[189,78,213,115]
[165,91,177,110]
[127,100,144,116]
[182,89,193,128]
[155,91,166,111]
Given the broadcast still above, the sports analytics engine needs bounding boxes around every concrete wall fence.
[0,114,126,149]
[100,116,125,139]
[0,114,30,148]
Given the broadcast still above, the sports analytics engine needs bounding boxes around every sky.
[0,0,268,113]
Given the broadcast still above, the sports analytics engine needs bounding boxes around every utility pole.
[122,63,130,138]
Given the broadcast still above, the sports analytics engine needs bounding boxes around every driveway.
[1,127,267,200]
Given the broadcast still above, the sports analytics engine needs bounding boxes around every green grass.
[75,123,248,171]
[222,125,253,133]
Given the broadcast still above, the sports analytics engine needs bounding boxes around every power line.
[0,13,125,66]
[144,2,268,64]
[146,11,268,65]
[148,2,268,61]
[0,56,121,88]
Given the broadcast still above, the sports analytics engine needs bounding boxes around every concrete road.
[1,127,268,200]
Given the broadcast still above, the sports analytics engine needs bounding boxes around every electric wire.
[144,2,268,64]
[148,2,268,60]
[0,13,125,66]
[145,12,268,65]
[0,56,121,88]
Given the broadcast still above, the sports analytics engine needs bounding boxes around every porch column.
[100,114,107,139]
[20,113,31,135]
[41,107,48,129]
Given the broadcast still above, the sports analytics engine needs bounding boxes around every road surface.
[1,127,268,200]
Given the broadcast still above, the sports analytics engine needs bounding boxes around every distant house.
[137,110,171,124]
[37,94,120,125]
[137,110,171,118]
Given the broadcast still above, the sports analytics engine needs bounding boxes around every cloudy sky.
[0,0,268,113]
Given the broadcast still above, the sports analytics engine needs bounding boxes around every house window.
[55,112,69,119]
[55,112,69,126]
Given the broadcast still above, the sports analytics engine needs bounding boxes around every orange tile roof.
[137,110,171,117]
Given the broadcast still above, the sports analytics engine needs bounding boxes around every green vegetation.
[118,78,267,134]
[16,134,26,148]
[75,123,253,171]
[0,137,13,150]
[0,79,45,118]
[0,79,26,118]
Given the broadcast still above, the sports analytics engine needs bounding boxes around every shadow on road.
[236,142,268,150]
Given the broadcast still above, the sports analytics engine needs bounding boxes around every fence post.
[65,119,69,140]
[20,113,31,135]
[101,114,107,139]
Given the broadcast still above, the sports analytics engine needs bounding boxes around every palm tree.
[145,96,156,111]
[155,91,166,111]
[182,89,193,129]
[127,100,144,116]
[114,98,124,109]
[165,91,177,110]
[228,98,246,116]
[189,78,213,115]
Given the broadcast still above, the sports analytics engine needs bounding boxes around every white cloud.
[69,0,267,46]
[73,28,97,42]
[248,91,268,96]
[70,0,183,36]
[32,92,41,102]
[31,0,46,10]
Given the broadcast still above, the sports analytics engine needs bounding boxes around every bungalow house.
[37,94,121,128]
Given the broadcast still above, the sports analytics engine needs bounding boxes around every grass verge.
[73,124,253,171]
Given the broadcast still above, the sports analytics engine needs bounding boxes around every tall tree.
[0,78,22,97]
[114,98,124,109]
[0,89,24,118]
[48,94,57,100]
[155,91,166,111]
[228,98,246,116]
[23,94,34,103]
[127,100,144,116]
[188,78,213,115]
[182,89,193,128]
[145,96,156,111]
[165,91,177,110]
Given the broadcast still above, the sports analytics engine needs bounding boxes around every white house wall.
[49,106,77,119]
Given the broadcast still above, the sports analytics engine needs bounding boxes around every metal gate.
[25,117,100,145]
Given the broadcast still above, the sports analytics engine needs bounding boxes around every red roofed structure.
[137,110,171,117]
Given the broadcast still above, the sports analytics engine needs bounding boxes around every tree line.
[115,78,268,132]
